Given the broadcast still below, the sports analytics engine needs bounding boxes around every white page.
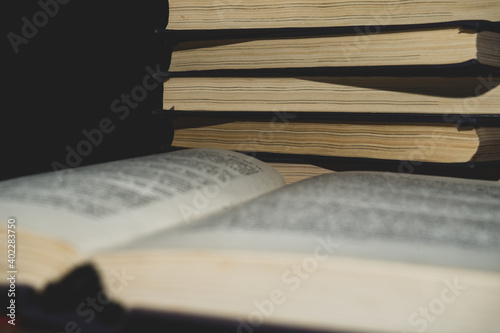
[0,149,284,254]
[124,171,500,271]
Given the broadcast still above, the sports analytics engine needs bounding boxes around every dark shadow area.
[297,76,500,98]
[254,152,500,181]
[7,286,335,333]
[161,20,500,42]
[2,1,171,181]
[172,25,477,51]
[163,110,500,126]
[170,116,464,130]
[168,62,500,79]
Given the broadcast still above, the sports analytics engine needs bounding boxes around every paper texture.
[0,149,284,253]
[128,172,500,270]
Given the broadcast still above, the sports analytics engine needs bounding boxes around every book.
[170,117,500,163]
[266,162,333,184]
[162,75,500,114]
[165,0,500,31]
[168,25,500,72]
[257,151,500,181]
[1,148,500,332]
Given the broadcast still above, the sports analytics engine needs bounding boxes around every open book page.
[122,171,500,271]
[0,148,284,255]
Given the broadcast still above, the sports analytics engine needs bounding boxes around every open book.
[1,148,499,332]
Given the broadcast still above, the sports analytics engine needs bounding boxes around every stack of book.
[3,149,500,333]
[159,0,500,182]
[3,2,500,333]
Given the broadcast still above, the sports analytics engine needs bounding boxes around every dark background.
[3,0,171,181]
[3,2,500,182]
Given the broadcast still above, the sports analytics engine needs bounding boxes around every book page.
[167,0,500,30]
[0,149,284,254]
[123,172,500,271]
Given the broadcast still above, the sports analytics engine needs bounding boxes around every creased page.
[97,171,500,333]
[0,149,284,254]
[126,171,500,271]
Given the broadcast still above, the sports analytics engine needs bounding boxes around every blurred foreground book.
[1,148,499,333]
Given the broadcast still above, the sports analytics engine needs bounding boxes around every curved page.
[0,149,284,254]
